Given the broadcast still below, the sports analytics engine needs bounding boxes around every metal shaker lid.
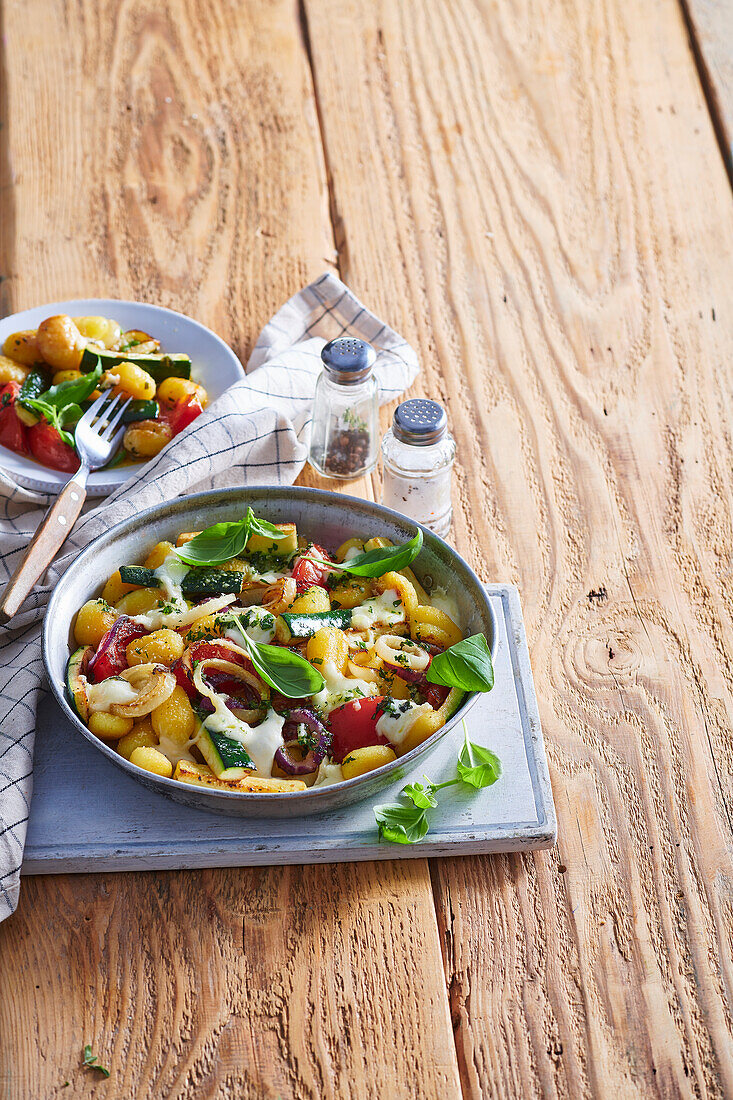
[392,399,447,446]
[321,337,376,384]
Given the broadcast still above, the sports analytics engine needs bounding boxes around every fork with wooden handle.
[0,390,131,625]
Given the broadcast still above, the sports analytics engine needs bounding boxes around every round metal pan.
[43,486,497,817]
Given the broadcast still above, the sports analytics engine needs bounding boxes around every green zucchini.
[118,566,159,588]
[122,399,159,423]
[181,569,243,597]
[197,722,255,779]
[66,646,90,722]
[117,565,243,596]
[80,346,192,381]
[444,687,466,718]
[16,368,49,426]
[276,608,352,642]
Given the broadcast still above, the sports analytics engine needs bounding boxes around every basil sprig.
[374,729,501,844]
[306,529,423,579]
[24,358,103,449]
[82,1044,110,1078]
[426,633,494,692]
[231,614,324,698]
[176,508,291,566]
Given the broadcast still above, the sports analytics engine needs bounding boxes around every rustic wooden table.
[1,0,732,1096]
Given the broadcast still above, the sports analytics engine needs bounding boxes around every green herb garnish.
[426,633,494,692]
[175,508,291,567]
[374,729,501,844]
[23,358,103,448]
[82,1044,110,1078]
[230,614,324,698]
[304,529,423,580]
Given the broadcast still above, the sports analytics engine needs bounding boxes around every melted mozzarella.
[132,594,236,631]
[350,589,406,632]
[311,661,378,714]
[426,587,461,628]
[193,663,285,776]
[342,546,363,563]
[376,701,434,746]
[157,734,197,766]
[153,553,189,610]
[86,676,138,714]
[312,762,345,787]
[224,607,276,645]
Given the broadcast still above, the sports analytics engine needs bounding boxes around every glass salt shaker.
[381,399,456,537]
[308,337,379,479]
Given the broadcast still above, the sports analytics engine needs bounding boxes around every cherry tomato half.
[28,420,79,472]
[329,696,391,763]
[0,382,29,455]
[291,543,332,593]
[165,395,204,437]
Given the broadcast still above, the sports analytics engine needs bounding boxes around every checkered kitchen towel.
[0,273,418,920]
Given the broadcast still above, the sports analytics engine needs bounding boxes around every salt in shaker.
[381,399,456,537]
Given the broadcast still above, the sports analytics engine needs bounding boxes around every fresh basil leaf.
[24,398,76,449]
[331,529,423,578]
[374,802,429,844]
[456,736,501,789]
[233,622,324,698]
[82,1044,110,1077]
[247,512,291,541]
[403,780,438,809]
[426,633,494,692]
[176,508,291,566]
[39,359,103,410]
[175,519,251,565]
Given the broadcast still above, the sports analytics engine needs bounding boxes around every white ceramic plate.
[0,299,244,496]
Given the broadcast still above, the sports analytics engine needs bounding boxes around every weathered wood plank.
[681,0,733,177]
[0,1,460,1097]
[303,0,733,1095]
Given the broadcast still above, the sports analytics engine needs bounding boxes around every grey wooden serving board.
[22,584,555,874]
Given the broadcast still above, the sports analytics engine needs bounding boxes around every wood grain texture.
[681,0,733,177]
[0,1,460,1097]
[302,0,733,1095]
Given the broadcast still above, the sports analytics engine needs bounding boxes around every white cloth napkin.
[0,273,418,921]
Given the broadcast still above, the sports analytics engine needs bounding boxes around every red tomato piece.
[28,420,79,472]
[165,395,204,437]
[329,696,391,763]
[421,682,450,710]
[291,543,333,593]
[88,617,147,682]
[0,382,29,455]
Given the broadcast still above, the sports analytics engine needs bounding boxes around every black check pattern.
[0,273,418,920]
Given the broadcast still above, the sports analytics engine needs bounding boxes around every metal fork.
[0,390,131,623]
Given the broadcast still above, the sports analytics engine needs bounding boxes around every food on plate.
[66,509,494,793]
[0,314,207,471]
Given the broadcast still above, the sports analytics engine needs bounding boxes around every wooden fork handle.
[0,476,88,625]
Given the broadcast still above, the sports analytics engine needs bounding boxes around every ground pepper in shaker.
[381,399,456,537]
[308,337,379,479]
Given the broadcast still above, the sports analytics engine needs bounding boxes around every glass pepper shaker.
[381,399,456,537]
[308,337,379,479]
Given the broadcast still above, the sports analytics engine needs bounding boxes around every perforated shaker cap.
[321,337,377,384]
[392,399,447,446]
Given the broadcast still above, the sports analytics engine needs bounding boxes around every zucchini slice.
[444,687,466,719]
[66,645,91,722]
[117,565,244,596]
[122,399,159,424]
[80,346,192,381]
[181,569,244,597]
[276,608,352,641]
[118,566,160,588]
[197,722,255,779]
